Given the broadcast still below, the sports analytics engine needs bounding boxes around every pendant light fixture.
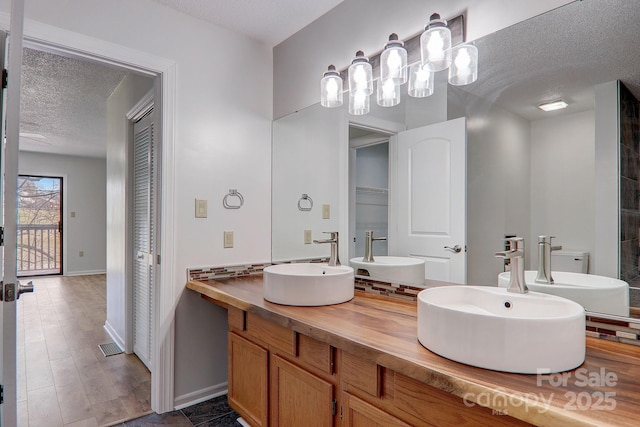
[320,13,478,115]
[320,65,343,108]
[420,13,452,72]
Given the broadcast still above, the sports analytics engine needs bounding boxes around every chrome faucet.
[313,231,341,266]
[495,237,528,294]
[363,230,387,262]
[535,235,562,284]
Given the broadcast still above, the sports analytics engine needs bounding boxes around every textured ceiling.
[149,0,344,46]
[454,0,640,121]
[20,48,127,158]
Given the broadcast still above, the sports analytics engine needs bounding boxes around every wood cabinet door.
[228,332,268,427]
[271,354,333,427]
[342,392,412,427]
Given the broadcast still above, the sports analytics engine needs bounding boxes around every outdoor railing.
[17,223,61,275]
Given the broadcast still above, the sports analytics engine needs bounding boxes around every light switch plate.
[224,231,234,248]
[322,204,330,219]
[304,229,312,244]
[70,211,76,218]
[195,199,208,218]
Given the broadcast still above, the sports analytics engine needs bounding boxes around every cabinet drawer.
[246,312,295,356]
[297,333,333,374]
[342,351,381,398]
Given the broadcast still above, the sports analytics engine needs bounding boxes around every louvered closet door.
[133,110,155,370]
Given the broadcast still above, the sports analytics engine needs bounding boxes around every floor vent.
[98,342,123,357]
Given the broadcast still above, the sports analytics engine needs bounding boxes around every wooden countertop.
[186,276,640,427]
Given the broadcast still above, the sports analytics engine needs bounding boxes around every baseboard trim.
[65,269,107,277]
[103,321,126,353]
[173,382,228,410]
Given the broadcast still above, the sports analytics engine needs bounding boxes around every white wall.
[18,151,106,275]
[105,73,154,352]
[530,110,596,271]
[273,0,574,119]
[272,104,345,261]
[466,105,531,286]
[594,81,620,277]
[2,0,273,407]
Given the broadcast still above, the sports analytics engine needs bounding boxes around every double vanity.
[187,264,640,427]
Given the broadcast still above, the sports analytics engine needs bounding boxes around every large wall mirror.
[272,0,640,319]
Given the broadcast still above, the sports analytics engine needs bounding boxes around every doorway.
[14,45,157,425]
[17,175,63,276]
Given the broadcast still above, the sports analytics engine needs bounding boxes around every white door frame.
[0,13,177,413]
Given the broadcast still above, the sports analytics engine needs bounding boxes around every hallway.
[17,274,152,426]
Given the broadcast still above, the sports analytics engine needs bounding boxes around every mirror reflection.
[271,0,640,318]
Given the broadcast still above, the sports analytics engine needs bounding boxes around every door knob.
[444,245,462,253]
[18,280,34,298]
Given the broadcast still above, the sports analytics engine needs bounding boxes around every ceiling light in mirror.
[408,63,434,98]
[349,90,370,115]
[448,44,478,86]
[320,65,343,108]
[538,100,569,112]
[376,79,401,107]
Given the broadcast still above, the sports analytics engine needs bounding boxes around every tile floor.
[118,395,241,426]
[17,275,152,426]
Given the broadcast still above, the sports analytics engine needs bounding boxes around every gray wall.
[19,151,107,275]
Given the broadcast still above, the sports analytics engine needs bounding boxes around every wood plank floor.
[16,274,152,427]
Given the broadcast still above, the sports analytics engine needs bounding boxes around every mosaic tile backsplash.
[188,263,640,346]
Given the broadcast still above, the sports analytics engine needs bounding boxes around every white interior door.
[391,117,467,284]
[133,110,155,371]
[1,1,25,423]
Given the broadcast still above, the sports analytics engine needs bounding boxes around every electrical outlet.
[224,231,234,248]
[304,229,312,244]
[79,251,84,257]
[195,199,208,218]
[322,204,330,219]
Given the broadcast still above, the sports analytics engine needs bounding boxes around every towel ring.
[298,194,313,211]
[223,189,244,209]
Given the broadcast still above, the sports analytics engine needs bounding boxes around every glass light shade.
[380,34,408,84]
[349,90,370,115]
[408,62,434,98]
[348,51,373,96]
[420,13,452,72]
[320,65,344,108]
[448,44,478,86]
[376,79,401,107]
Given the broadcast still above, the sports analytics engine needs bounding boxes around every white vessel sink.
[417,286,585,374]
[350,256,425,285]
[263,263,354,306]
[498,271,629,316]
